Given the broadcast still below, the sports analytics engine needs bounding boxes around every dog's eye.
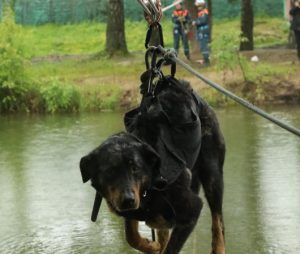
[128,160,139,174]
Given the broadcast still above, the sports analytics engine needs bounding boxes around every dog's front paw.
[142,238,161,254]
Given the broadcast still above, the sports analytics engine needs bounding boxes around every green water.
[0,106,299,254]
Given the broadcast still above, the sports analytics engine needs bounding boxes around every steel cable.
[157,46,300,137]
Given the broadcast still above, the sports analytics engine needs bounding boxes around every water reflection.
[256,111,300,253]
[0,107,299,254]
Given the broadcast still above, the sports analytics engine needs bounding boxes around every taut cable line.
[157,45,300,137]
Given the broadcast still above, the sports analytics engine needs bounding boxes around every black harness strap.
[91,192,102,222]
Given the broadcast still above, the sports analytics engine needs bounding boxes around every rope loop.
[144,46,177,93]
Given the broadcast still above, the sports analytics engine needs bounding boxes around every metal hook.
[145,46,157,70]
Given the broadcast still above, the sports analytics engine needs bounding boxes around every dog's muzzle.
[119,190,137,211]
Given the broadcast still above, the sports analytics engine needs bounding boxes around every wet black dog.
[80,73,225,254]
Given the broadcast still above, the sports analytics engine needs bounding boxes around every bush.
[0,5,29,112]
[211,29,243,71]
[40,79,80,113]
[79,83,122,111]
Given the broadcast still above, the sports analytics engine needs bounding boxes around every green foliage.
[210,16,295,104]
[21,20,174,58]
[23,22,106,57]
[211,17,291,83]
[211,22,249,83]
[0,0,285,25]
[0,15,295,113]
[14,0,104,25]
[19,17,288,58]
[0,5,29,112]
[213,0,283,19]
[40,79,80,113]
[254,18,290,47]
[78,83,122,111]
[211,29,242,71]
[242,62,292,83]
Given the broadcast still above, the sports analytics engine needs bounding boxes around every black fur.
[80,76,226,254]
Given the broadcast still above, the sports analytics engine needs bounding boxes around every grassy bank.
[22,17,290,58]
[1,10,299,113]
[22,21,172,58]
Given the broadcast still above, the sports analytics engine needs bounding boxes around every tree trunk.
[288,0,296,48]
[185,0,198,18]
[240,0,254,51]
[106,0,128,55]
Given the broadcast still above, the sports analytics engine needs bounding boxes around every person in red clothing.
[172,2,191,60]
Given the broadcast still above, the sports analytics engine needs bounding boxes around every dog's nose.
[121,191,136,210]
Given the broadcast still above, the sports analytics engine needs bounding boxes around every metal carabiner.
[137,0,162,24]
[145,46,157,70]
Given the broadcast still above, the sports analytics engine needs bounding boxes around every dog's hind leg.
[202,173,225,254]
[197,122,226,254]
[163,190,203,254]
[125,219,161,254]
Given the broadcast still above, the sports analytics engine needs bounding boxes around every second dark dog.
[80,73,226,254]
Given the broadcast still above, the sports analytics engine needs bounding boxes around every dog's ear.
[80,154,96,183]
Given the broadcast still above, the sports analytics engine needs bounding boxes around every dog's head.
[80,132,161,213]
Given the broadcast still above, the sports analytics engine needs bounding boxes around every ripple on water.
[0,108,300,254]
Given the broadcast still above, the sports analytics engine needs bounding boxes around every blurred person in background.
[172,2,191,60]
[290,0,300,60]
[193,0,210,66]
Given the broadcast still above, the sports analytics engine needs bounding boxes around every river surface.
[0,106,299,254]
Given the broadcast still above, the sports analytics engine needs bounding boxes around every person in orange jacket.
[193,0,210,66]
[172,2,191,60]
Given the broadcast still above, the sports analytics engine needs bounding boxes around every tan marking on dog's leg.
[157,229,170,254]
[211,214,225,254]
[125,219,161,254]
